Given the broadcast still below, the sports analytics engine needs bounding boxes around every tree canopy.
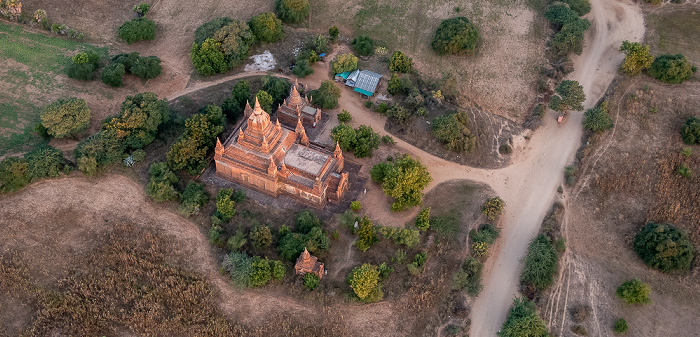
[431,110,475,152]
[330,124,380,158]
[275,0,310,24]
[549,80,585,112]
[331,53,358,74]
[103,92,169,150]
[431,17,480,55]
[561,0,591,16]
[249,12,284,43]
[681,117,700,145]
[647,54,697,84]
[309,80,341,109]
[520,234,558,291]
[616,279,651,304]
[583,103,613,132]
[619,41,654,75]
[118,18,156,44]
[348,263,381,300]
[371,154,432,212]
[40,98,91,138]
[634,223,694,272]
[389,51,413,73]
[351,35,375,56]
[190,18,255,75]
[67,51,100,80]
[498,297,550,337]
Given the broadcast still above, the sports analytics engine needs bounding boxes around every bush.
[118,18,156,44]
[351,35,374,56]
[227,229,247,251]
[583,104,613,132]
[275,0,309,24]
[498,297,549,337]
[261,75,292,107]
[681,117,700,145]
[633,223,694,272]
[292,59,314,77]
[350,200,362,211]
[74,130,124,175]
[215,188,237,222]
[561,0,591,16]
[279,211,328,260]
[381,135,395,145]
[221,81,251,120]
[431,17,480,55]
[303,272,320,290]
[0,157,30,193]
[616,279,651,304]
[619,41,654,75]
[67,51,100,80]
[178,182,209,217]
[371,154,432,212]
[388,104,412,124]
[250,225,273,248]
[387,73,407,96]
[613,318,628,334]
[355,216,378,252]
[309,80,341,109]
[130,56,162,79]
[520,234,558,291]
[549,80,586,112]
[249,12,283,43]
[329,26,339,42]
[146,162,179,202]
[452,257,483,296]
[190,39,229,76]
[250,257,274,287]
[389,50,412,73]
[133,3,151,16]
[24,146,64,181]
[647,54,697,84]
[378,227,420,248]
[331,53,358,74]
[101,62,126,87]
[194,17,233,45]
[415,207,430,231]
[432,111,476,152]
[551,18,590,56]
[348,263,381,301]
[103,92,169,150]
[470,224,500,245]
[222,252,254,288]
[482,197,504,220]
[40,97,91,138]
[271,260,285,280]
[499,144,513,154]
[337,110,352,123]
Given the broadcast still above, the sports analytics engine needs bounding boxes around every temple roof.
[284,144,330,176]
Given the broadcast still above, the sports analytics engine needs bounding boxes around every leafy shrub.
[431,17,480,55]
[387,73,407,96]
[221,81,251,120]
[378,227,420,248]
[261,75,291,108]
[168,105,224,174]
[520,234,558,291]
[194,17,233,45]
[407,252,427,275]
[371,154,432,211]
[40,97,91,138]
[337,110,352,123]
[250,257,275,287]
[74,130,124,175]
[178,182,209,217]
[348,263,382,301]
[22,146,64,182]
[415,207,431,231]
[250,225,273,248]
[389,50,413,73]
[561,0,591,16]
[564,165,577,185]
[214,188,237,222]
[619,41,654,75]
[118,18,156,44]
[133,3,151,16]
[331,53,358,74]
[634,223,694,272]
[309,80,341,109]
[470,224,500,245]
[616,279,651,304]
[191,19,254,75]
[677,163,692,178]
[227,229,247,251]
[275,0,310,24]
[432,111,476,152]
[271,260,285,280]
[681,117,700,144]
[101,62,125,87]
[146,162,179,202]
[583,104,614,132]
[452,257,483,296]
[0,157,30,193]
[279,211,328,260]
[351,35,374,56]
[67,51,101,80]
[387,104,412,124]
[647,54,697,84]
[303,272,320,290]
[355,216,378,252]
[130,56,162,79]
[613,318,628,334]
[381,135,395,145]
[549,80,586,112]
[350,200,362,211]
[103,92,169,150]
[222,252,254,288]
[482,197,504,220]
[329,26,339,41]
[166,137,207,174]
[249,12,283,43]
[292,59,314,77]
[498,297,549,337]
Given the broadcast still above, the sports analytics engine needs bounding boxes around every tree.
[482,197,504,220]
[25,146,64,181]
[0,157,30,193]
[498,297,549,337]
[353,125,380,158]
[249,12,284,43]
[634,223,694,272]
[389,50,413,73]
[146,162,179,202]
[312,34,329,54]
[279,225,329,261]
[520,234,558,291]
[373,154,432,212]
[103,92,169,150]
[261,75,292,107]
[118,18,156,44]
[303,272,320,290]
[549,80,585,113]
[551,19,590,55]
[431,17,480,55]
[544,4,580,28]
[616,279,651,304]
[292,59,314,77]
[275,0,309,24]
[194,17,233,44]
[561,0,591,16]
[221,81,251,120]
[432,110,476,152]
[681,117,700,145]
[330,123,356,151]
[309,80,341,109]
[250,257,273,287]
[133,3,151,16]
[213,20,255,66]
[387,73,407,95]
[178,182,209,217]
[355,216,378,251]
[190,39,228,76]
[250,226,273,248]
[647,54,697,84]
[613,318,628,334]
[583,104,613,132]
[255,90,274,114]
[329,26,339,42]
[185,105,225,148]
[130,56,162,79]
[337,110,352,123]
[67,51,100,80]
[348,263,380,300]
[74,130,124,175]
[215,188,237,222]
[166,137,207,174]
[101,62,126,87]
[619,41,654,75]
[388,104,412,124]
[415,207,431,231]
[40,98,91,138]
[331,53,358,74]
[351,35,374,56]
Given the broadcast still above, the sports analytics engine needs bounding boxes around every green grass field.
[0,23,105,156]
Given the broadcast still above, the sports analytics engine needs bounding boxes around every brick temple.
[275,82,322,129]
[294,247,324,279]
[214,96,349,207]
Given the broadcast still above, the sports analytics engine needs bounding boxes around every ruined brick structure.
[214,97,348,208]
[275,81,322,129]
[294,248,324,279]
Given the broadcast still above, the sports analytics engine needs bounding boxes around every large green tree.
[583,103,613,132]
[40,98,91,138]
[103,92,169,150]
[348,263,381,300]
[372,154,432,212]
[221,80,251,120]
[520,234,558,291]
[249,12,284,43]
[619,40,654,75]
[634,223,694,272]
[431,17,480,55]
[647,54,697,84]
[118,18,156,44]
[681,117,700,145]
[431,110,475,152]
[389,50,413,73]
[275,0,310,24]
[24,146,64,181]
[351,35,375,56]
[549,80,585,113]
[498,297,550,337]
[331,53,358,74]
[309,80,341,109]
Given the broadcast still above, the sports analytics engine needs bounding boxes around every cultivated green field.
[0,23,105,156]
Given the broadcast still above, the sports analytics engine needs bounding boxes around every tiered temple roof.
[294,248,324,279]
[276,81,322,128]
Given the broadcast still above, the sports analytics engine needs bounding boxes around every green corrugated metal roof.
[354,87,373,96]
[336,71,351,79]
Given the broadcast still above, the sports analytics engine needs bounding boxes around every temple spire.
[216,137,223,153]
[290,84,302,106]
[253,96,263,114]
[267,157,277,175]
[334,141,342,158]
[295,117,304,135]
[300,128,309,146]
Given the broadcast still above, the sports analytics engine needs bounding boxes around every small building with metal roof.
[353,70,382,97]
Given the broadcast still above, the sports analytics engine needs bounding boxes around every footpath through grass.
[0,22,105,156]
